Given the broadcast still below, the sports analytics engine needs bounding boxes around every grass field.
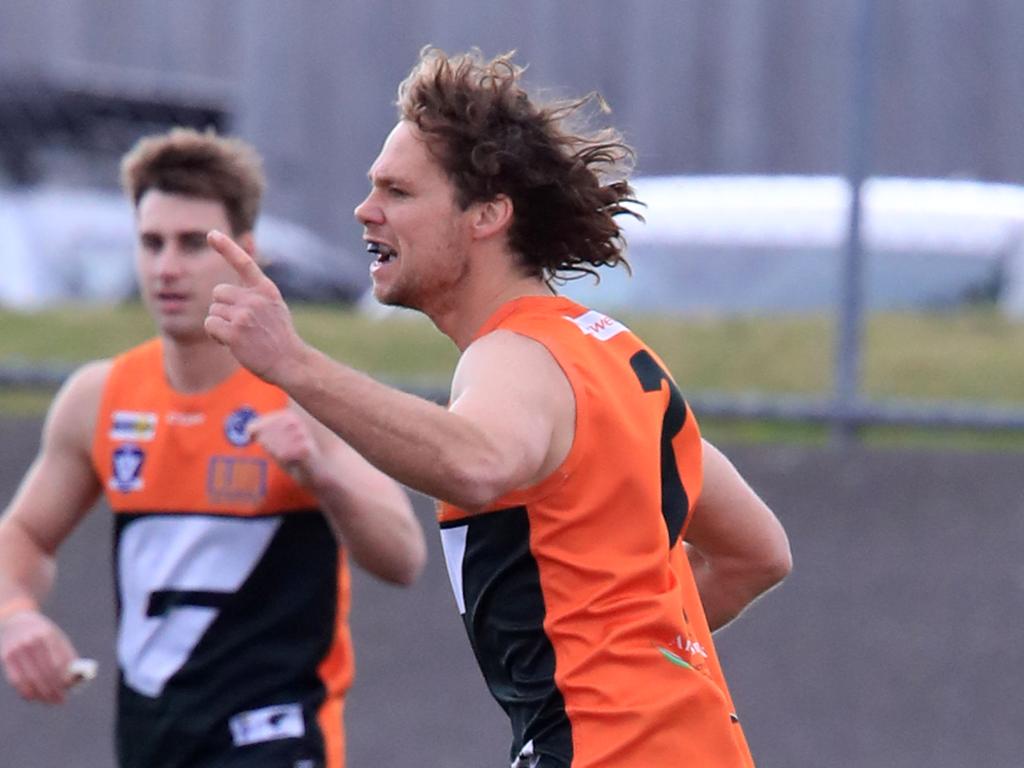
[2,302,1023,448]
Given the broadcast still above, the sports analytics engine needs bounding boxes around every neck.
[429,272,553,351]
[160,335,241,393]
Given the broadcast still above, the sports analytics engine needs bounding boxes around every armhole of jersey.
[89,357,121,476]
[676,412,704,542]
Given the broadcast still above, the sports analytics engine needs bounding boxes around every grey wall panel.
[3,0,1024,239]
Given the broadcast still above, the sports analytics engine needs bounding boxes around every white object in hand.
[66,658,98,690]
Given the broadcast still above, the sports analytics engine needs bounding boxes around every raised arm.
[683,440,792,632]
[249,406,426,585]
[0,361,107,703]
[204,230,574,512]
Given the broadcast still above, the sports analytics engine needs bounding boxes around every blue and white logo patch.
[110,410,158,441]
[224,406,258,447]
[110,444,145,492]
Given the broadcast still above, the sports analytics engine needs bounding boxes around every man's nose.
[354,194,382,225]
[155,247,185,277]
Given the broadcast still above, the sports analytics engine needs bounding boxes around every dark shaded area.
[0,74,228,185]
[1,416,1021,767]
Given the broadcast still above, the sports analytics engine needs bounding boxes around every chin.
[159,321,207,344]
[373,285,410,310]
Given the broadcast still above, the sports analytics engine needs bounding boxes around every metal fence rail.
[685,392,1024,433]
[4,364,1023,435]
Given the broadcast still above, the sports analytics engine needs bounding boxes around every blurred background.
[1,1,1022,767]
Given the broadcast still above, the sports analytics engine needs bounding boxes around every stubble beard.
[377,240,470,317]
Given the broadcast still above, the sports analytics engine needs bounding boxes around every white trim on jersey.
[440,525,469,615]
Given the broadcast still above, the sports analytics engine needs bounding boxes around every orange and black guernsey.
[91,339,353,768]
[438,297,755,768]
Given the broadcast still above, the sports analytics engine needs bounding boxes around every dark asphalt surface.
[1,415,1022,767]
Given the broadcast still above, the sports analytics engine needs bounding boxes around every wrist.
[301,457,336,495]
[271,338,313,392]
[0,595,39,624]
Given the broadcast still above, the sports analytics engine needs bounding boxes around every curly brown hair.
[397,47,642,283]
[120,127,265,235]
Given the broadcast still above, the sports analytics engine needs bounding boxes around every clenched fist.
[1,610,80,705]
[249,410,326,490]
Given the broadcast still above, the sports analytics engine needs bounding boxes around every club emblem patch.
[110,444,145,492]
[224,406,259,447]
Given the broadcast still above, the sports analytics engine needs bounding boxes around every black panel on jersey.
[442,506,573,766]
[147,589,231,616]
[629,349,691,547]
[114,511,339,768]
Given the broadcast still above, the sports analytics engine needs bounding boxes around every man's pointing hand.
[204,229,305,385]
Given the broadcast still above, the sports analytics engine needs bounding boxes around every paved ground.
[1,415,1022,767]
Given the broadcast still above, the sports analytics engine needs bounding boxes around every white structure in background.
[0,186,368,309]
[8,177,1024,318]
[561,175,1024,317]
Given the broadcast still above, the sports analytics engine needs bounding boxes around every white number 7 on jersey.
[116,516,280,697]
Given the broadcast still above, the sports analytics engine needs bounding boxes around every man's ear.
[470,195,513,241]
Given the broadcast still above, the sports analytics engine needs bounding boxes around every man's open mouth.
[366,241,398,264]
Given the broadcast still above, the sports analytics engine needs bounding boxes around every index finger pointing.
[208,230,265,287]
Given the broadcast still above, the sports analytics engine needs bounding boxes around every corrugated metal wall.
[2,0,1023,241]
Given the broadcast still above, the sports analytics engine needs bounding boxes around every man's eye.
[141,236,162,252]
[181,235,208,251]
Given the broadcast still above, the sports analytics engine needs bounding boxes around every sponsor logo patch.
[566,310,628,341]
[224,406,258,446]
[207,456,268,504]
[109,411,158,441]
[229,702,305,747]
[657,633,711,674]
[657,645,694,670]
[110,444,145,492]
[166,411,205,427]
[512,739,540,768]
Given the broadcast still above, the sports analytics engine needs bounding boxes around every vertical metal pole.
[833,0,877,444]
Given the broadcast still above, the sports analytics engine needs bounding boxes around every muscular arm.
[0,361,108,702]
[204,232,574,513]
[289,332,572,512]
[250,406,427,585]
[684,440,792,632]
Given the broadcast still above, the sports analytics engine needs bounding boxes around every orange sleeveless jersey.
[91,338,352,768]
[438,297,754,768]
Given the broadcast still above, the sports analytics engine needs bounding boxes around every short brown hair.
[397,47,641,284]
[120,127,265,234]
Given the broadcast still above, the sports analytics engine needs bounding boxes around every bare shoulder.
[64,359,113,393]
[452,329,567,400]
[41,359,113,449]
[450,329,575,480]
